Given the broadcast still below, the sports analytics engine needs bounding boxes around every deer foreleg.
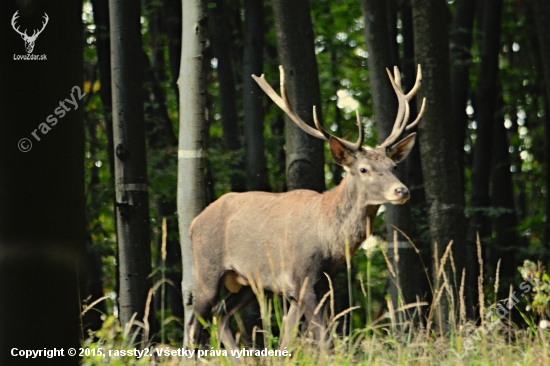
[217,287,256,349]
[300,291,329,349]
[280,300,302,349]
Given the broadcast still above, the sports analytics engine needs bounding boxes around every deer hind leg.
[187,276,222,349]
[217,286,256,350]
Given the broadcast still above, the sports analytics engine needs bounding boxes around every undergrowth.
[81,230,550,365]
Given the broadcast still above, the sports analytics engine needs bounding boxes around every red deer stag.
[188,65,426,349]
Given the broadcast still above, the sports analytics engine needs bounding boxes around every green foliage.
[519,260,550,321]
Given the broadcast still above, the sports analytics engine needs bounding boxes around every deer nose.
[395,187,409,199]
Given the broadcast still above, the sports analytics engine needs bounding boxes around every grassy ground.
[81,237,550,365]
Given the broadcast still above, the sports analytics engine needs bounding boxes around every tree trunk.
[91,0,115,177]
[490,93,518,293]
[411,0,468,327]
[83,118,108,333]
[362,0,419,317]
[450,0,476,198]
[0,1,84,364]
[178,0,208,345]
[467,0,502,253]
[210,0,246,192]
[164,0,182,101]
[109,0,154,336]
[533,0,550,252]
[271,0,325,193]
[243,0,270,192]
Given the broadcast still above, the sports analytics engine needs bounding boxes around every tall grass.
[82,234,550,365]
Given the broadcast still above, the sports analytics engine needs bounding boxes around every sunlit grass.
[82,233,550,365]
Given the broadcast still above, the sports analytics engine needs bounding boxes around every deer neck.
[321,177,380,263]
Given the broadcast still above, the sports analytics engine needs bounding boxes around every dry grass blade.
[382,247,397,279]
[395,302,429,312]
[459,268,466,326]
[123,312,139,339]
[477,232,484,324]
[494,258,501,303]
[161,217,167,261]
[324,272,335,319]
[435,241,454,282]
[330,306,360,326]
[81,295,109,316]
[142,287,154,346]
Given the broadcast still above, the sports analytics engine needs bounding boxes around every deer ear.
[387,133,416,163]
[330,137,355,167]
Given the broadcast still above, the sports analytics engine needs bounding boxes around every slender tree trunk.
[362,0,419,316]
[91,0,115,177]
[83,118,108,332]
[210,0,246,192]
[400,0,432,308]
[178,0,208,345]
[490,93,518,291]
[164,0,182,101]
[271,0,325,193]
[467,0,503,252]
[411,0,467,328]
[533,0,550,252]
[243,0,270,192]
[450,0,477,320]
[0,1,84,364]
[109,0,154,335]
[450,0,476,198]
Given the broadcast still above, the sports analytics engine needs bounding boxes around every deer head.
[12,11,49,54]
[252,65,426,205]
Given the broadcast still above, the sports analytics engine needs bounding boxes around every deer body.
[188,65,426,349]
[191,179,379,300]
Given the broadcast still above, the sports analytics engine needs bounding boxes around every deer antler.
[377,65,427,149]
[29,13,49,40]
[11,11,27,38]
[252,66,364,152]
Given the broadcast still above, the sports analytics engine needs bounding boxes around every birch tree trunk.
[109,0,154,335]
[178,0,208,345]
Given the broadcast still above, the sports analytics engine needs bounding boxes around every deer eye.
[360,168,368,174]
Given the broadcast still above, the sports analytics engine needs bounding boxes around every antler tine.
[253,65,364,152]
[378,65,425,149]
[34,13,49,38]
[405,97,426,131]
[313,106,364,151]
[393,66,402,92]
[384,68,407,137]
[11,11,26,37]
[405,64,423,101]
[252,70,326,141]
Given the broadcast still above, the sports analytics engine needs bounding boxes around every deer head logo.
[11,11,49,54]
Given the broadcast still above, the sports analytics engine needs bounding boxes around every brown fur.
[187,141,416,350]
